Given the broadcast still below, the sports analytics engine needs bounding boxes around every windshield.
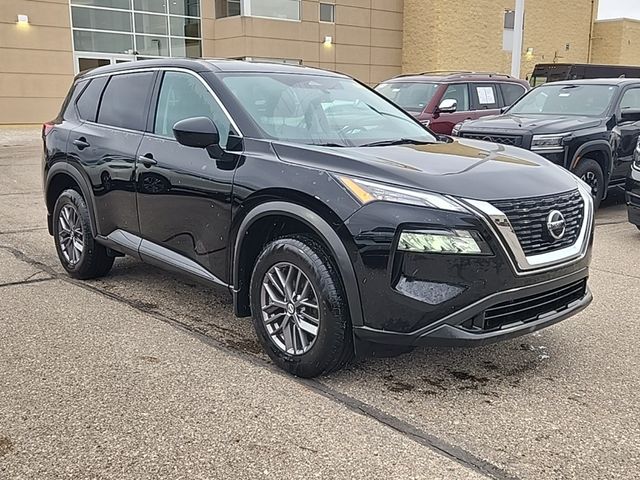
[508,84,617,116]
[374,82,440,113]
[220,73,436,147]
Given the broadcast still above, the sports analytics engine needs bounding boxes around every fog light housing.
[398,229,491,255]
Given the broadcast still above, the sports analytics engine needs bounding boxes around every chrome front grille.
[460,133,523,147]
[490,190,584,256]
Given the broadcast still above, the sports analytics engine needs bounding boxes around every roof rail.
[392,71,514,79]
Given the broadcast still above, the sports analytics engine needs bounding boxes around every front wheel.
[573,158,605,209]
[250,235,353,378]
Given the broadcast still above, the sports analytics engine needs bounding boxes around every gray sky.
[598,0,640,20]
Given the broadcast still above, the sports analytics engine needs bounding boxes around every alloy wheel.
[260,262,320,355]
[58,204,84,265]
[581,171,599,198]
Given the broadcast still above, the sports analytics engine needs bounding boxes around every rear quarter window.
[97,72,155,131]
[75,77,109,122]
[501,83,527,106]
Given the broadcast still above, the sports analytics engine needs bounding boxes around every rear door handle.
[138,153,157,167]
[72,138,90,149]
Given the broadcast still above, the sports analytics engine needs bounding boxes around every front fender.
[232,201,364,328]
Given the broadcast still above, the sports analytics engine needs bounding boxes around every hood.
[459,113,602,135]
[271,138,579,202]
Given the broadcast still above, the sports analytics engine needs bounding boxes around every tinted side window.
[154,71,231,148]
[97,72,155,130]
[75,77,108,122]
[441,84,470,111]
[61,79,87,120]
[471,83,500,110]
[501,83,527,106]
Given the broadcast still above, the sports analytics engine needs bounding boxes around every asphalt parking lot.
[1,127,639,479]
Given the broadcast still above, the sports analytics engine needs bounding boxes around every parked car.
[455,78,640,208]
[530,63,640,87]
[375,72,529,135]
[43,60,593,378]
[626,139,640,229]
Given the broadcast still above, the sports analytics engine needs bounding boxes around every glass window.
[154,71,231,147]
[76,77,109,122]
[501,83,526,106]
[170,16,200,37]
[77,57,111,72]
[71,7,132,32]
[442,84,470,111]
[250,0,299,20]
[133,0,167,13]
[73,30,134,54]
[375,82,440,113]
[620,88,640,110]
[98,72,155,130]
[136,35,169,56]
[71,0,131,9]
[134,13,168,35]
[216,0,241,18]
[320,3,335,22]
[170,38,201,57]
[169,0,200,16]
[220,73,436,146]
[471,83,498,109]
[62,79,88,119]
[509,84,618,116]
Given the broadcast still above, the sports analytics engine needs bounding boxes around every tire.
[573,158,605,209]
[250,235,353,378]
[52,189,114,279]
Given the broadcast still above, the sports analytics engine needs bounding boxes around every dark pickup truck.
[455,79,640,207]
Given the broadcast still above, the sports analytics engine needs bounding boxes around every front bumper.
[355,269,592,346]
[626,165,640,226]
[345,192,594,347]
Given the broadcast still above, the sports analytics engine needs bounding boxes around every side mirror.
[437,98,457,114]
[173,117,220,149]
[620,108,640,123]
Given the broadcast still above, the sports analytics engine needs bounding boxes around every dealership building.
[2,0,640,124]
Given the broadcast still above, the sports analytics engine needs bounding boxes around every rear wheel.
[250,235,353,378]
[53,189,114,279]
[574,158,604,209]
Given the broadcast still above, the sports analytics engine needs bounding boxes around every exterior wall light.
[323,36,333,46]
[17,14,29,25]
[525,47,534,59]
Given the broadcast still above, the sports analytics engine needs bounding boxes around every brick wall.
[403,0,598,79]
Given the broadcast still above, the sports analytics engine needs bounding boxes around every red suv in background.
[375,72,530,135]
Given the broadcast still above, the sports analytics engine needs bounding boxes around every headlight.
[634,138,640,168]
[531,133,570,151]
[451,122,464,136]
[398,229,491,255]
[421,120,431,128]
[338,176,467,212]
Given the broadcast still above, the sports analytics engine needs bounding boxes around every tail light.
[42,122,54,137]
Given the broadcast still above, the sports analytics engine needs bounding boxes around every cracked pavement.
[0,128,639,479]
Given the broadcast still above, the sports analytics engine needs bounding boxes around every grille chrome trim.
[490,190,584,256]
[457,182,594,275]
[460,133,523,147]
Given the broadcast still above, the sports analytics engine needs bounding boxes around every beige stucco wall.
[207,0,404,85]
[591,18,640,65]
[1,0,75,124]
[403,0,598,79]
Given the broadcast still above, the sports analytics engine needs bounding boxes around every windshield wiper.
[358,138,434,148]
[310,142,348,147]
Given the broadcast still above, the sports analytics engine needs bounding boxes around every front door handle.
[72,137,90,149]
[138,153,157,167]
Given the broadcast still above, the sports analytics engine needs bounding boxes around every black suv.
[43,60,594,377]
[455,79,640,207]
